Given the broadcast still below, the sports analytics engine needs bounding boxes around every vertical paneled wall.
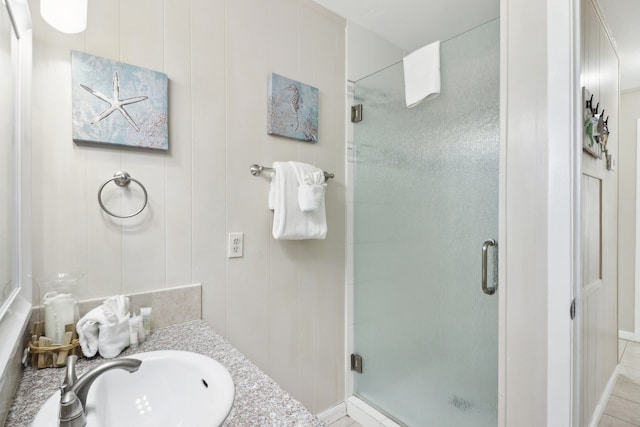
[580,0,619,424]
[619,90,640,336]
[29,0,346,413]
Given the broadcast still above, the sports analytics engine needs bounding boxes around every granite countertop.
[6,320,324,427]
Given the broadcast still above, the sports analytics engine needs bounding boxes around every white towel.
[77,295,131,359]
[403,40,441,108]
[270,161,327,240]
[290,161,327,212]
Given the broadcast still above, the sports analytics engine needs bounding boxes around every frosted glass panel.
[353,19,499,426]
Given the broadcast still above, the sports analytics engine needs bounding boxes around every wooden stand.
[29,321,83,368]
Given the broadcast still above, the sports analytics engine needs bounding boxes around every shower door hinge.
[570,298,576,320]
[351,104,363,123]
[351,353,363,373]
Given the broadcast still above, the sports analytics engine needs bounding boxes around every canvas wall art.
[268,73,318,143]
[71,51,168,150]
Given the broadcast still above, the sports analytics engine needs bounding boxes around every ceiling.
[313,0,639,91]
[598,0,640,92]
[312,0,499,53]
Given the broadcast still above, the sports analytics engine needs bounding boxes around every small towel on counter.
[291,161,327,212]
[270,161,327,240]
[403,40,441,108]
[77,295,131,359]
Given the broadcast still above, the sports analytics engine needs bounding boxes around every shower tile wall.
[29,0,345,414]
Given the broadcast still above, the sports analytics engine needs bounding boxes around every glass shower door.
[352,19,499,426]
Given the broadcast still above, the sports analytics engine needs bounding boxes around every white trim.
[0,289,20,323]
[621,87,640,96]
[588,364,621,427]
[5,0,32,39]
[546,1,578,426]
[0,0,31,325]
[345,396,400,427]
[572,0,583,425]
[503,0,576,424]
[17,2,32,309]
[0,8,33,421]
[619,330,640,343]
[0,294,30,380]
[0,1,21,322]
[317,401,347,424]
[635,119,640,338]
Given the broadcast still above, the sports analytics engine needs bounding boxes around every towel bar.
[250,164,334,182]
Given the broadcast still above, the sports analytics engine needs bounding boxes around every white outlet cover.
[228,232,243,258]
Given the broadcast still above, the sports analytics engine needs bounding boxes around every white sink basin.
[33,350,235,427]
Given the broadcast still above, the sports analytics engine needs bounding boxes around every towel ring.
[98,171,148,219]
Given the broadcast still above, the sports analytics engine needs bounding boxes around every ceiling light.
[40,0,87,34]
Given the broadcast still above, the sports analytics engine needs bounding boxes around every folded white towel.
[270,161,327,240]
[298,184,325,212]
[268,170,277,210]
[291,162,327,212]
[403,40,441,108]
[77,295,131,359]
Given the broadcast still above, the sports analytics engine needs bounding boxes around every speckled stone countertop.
[6,320,324,427]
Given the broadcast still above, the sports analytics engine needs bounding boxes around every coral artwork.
[267,73,318,143]
[72,51,169,150]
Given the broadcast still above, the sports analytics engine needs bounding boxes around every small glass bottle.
[128,316,139,348]
[140,307,152,335]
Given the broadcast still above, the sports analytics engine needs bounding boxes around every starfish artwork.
[71,51,169,150]
[81,71,148,132]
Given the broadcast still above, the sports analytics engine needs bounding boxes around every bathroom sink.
[33,350,235,427]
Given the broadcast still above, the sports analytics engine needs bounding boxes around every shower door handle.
[482,239,497,295]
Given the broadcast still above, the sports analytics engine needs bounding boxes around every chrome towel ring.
[98,171,148,219]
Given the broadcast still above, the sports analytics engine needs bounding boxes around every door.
[352,18,500,426]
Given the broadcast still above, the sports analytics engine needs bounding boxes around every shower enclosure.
[352,19,499,426]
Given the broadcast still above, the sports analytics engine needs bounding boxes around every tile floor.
[598,340,640,426]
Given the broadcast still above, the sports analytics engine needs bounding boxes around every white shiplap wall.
[29,0,346,413]
[580,0,620,424]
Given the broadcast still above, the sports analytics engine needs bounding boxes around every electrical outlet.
[228,232,244,258]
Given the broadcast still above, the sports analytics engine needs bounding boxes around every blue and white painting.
[72,51,168,150]
[268,73,318,143]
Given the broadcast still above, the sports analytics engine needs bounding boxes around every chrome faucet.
[59,355,142,427]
